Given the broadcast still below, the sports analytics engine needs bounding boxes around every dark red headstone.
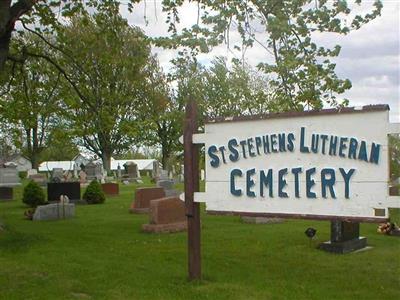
[130,187,165,213]
[142,196,187,233]
[102,183,119,196]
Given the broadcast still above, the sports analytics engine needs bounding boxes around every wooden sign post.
[183,100,201,280]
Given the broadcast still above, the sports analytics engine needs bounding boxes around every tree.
[0,121,14,161]
[1,0,67,72]
[389,134,400,182]
[137,53,275,170]
[0,33,63,169]
[158,0,383,110]
[168,53,274,121]
[58,7,150,171]
[40,127,80,161]
[201,57,274,118]
[137,56,184,169]
[0,1,142,73]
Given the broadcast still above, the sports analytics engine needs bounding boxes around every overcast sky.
[121,1,399,122]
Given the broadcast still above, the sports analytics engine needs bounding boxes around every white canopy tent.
[39,158,159,172]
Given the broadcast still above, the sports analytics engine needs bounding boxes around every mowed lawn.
[0,179,399,300]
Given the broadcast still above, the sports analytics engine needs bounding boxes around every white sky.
[120,0,399,122]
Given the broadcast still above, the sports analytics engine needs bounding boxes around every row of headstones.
[130,179,185,233]
[0,161,141,185]
[28,182,120,221]
[32,178,178,226]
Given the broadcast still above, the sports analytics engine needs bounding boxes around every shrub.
[83,180,106,204]
[22,180,46,207]
[19,171,27,179]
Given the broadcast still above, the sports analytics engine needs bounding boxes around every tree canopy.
[57,6,150,171]
[0,0,387,172]
[0,33,62,168]
[158,0,383,110]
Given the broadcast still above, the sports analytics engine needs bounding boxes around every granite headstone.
[142,197,187,233]
[33,203,75,221]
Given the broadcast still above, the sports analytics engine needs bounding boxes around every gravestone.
[0,187,13,201]
[130,187,165,213]
[159,169,169,180]
[142,197,187,233]
[152,161,160,181]
[157,179,178,197]
[73,164,79,178]
[116,164,121,178]
[85,161,102,181]
[33,203,75,221]
[0,165,21,201]
[51,168,64,182]
[47,182,81,203]
[157,179,173,190]
[105,176,114,183]
[101,183,119,196]
[29,174,47,186]
[0,165,20,186]
[64,171,73,182]
[27,169,38,177]
[122,162,138,182]
[318,221,367,254]
[79,170,87,184]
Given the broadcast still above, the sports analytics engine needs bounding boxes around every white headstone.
[27,169,38,177]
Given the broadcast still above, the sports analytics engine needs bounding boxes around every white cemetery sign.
[193,105,400,221]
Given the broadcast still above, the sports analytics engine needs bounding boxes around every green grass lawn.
[0,179,399,300]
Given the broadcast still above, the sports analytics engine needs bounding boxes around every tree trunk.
[31,126,40,169]
[0,1,11,73]
[161,141,170,172]
[30,152,39,170]
[102,151,112,173]
[26,127,40,169]
[0,30,11,73]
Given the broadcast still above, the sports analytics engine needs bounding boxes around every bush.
[22,180,46,207]
[83,180,106,204]
[19,171,27,179]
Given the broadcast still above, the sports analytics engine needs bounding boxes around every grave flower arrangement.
[24,209,35,220]
[377,222,399,235]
